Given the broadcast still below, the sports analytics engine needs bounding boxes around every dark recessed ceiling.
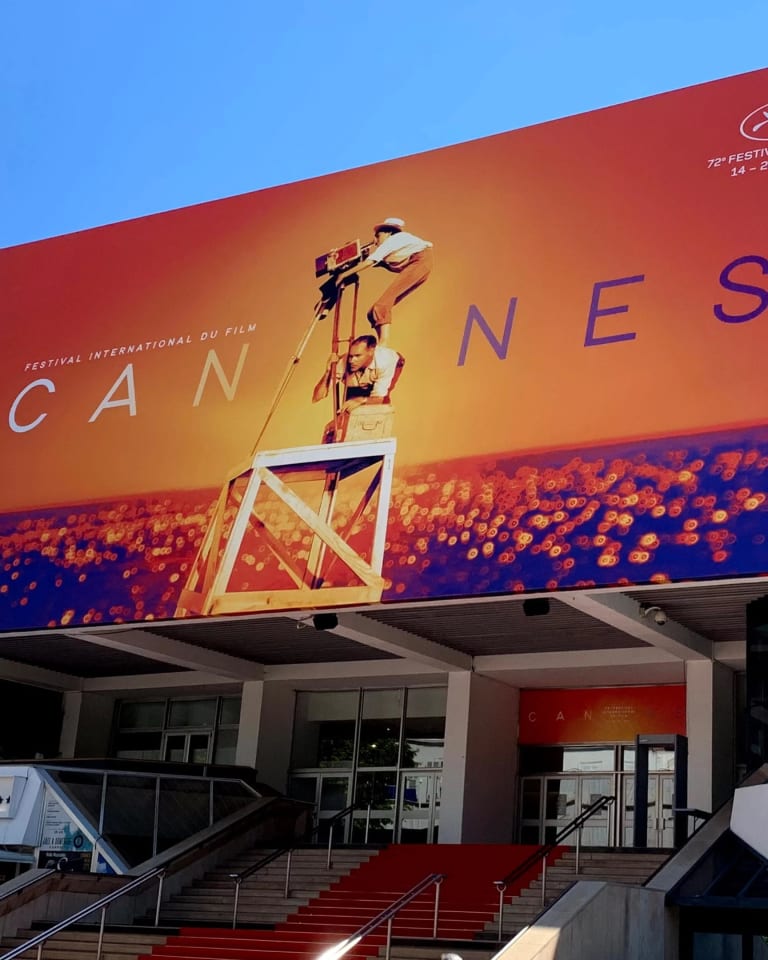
[0,634,181,678]
[146,617,398,665]
[360,597,650,656]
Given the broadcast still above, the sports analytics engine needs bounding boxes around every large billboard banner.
[2,68,768,630]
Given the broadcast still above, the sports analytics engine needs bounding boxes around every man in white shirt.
[334,217,433,345]
[312,335,405,413]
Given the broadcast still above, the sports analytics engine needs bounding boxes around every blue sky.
[1,0,766,248]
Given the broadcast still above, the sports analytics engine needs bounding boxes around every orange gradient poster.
[518,686,686,744]
[1,68,768,630]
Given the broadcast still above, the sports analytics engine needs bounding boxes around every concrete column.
[235,680,264,769]
[254,682,296,793]
[58,691,83,758]
[441,672,519,843]
[686,659,734,813]
[71,692,116,757]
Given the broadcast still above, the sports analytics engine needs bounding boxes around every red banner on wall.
[518,685,686,744]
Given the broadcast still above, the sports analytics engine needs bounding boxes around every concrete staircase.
[0,847,671,960]
[154,846,376,927]
[485,848,670,941]
[0,929,168,960]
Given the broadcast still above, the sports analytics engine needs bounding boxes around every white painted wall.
[497,881,674,960]
[441,672,519,843]
[72,693,116,757]
[686,660,734,813]
[731,781,768,859]
[235,680,264,769]
[254,681,296,792]
[0,766,45,846]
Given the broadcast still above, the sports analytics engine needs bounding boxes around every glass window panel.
[319,776,350,813]
[213,728,238,765]
[352,772,395,844]
[520,824,540,844]
[403,688,446,768]
[521,778,542,820]
[291,691,358,769]
[220,697,242,726]
[212,780,258,822]
[50,771,104,821]
[358,689,402,768]
[288,777,318,805]
[561,747,615,772]
[648,748,675,771]
[622,747,675,771]
[545,778,577,821]
[168,699,217,729]
[189,733,211,765]
[518,746,566,775]
[101,774,156,867]
[157,779,209,853]
[118,701,165,730]
[114,732,162,761]
[164,734,186,763]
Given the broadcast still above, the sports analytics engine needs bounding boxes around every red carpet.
[141,844,563,960]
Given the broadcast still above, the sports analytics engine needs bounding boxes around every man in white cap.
[334,217,433,345]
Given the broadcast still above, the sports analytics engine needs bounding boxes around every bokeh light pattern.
[1,426,767,631]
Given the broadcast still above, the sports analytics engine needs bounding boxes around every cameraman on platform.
[312,335,404,413]
[332,217,433,346]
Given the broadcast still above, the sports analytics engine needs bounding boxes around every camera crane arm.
[249,238,374,456]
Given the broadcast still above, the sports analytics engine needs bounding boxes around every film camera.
[315,239,375,279]
[315,239,375,313]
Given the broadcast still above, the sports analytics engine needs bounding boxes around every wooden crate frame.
[176,438,396,616]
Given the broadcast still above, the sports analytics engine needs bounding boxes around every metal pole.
[365,803,371,844]
[575,822,582,875]
[154,871,165,927]
[36,943,42,960]
[152,777,161,858]
[232,879,241,930]
[385,916,393,960]
[251,303,328,456]
[284,849,293,899]
[496,883,506,941]
[540,854,548,907]
[95,906,107,960]
[432,878,442,939]
[327,820,334,870]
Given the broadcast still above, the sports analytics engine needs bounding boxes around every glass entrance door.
[163,732,211,764]
[288,773,353,842]
[520,774,617,845]
[542,777,578,842]
[620,772,675,847]
[648,773,675,847]
[351,772,397,844]
[397,772,441,843]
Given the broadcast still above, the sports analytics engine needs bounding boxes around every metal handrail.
[1,793,285,960]
[316,872,446,960]
[493,794,616,939]
[0,869,55,905]
[229,803,356,928]
[0,867,164,960]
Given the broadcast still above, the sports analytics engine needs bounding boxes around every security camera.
[640,604,667,626]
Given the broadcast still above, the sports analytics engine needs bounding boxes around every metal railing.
[493,794,616,940]
[0,867,165,960]
[316,872,445,960]
[229,803,356,928]
[0,793,285,960]
[38,764,261,868]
